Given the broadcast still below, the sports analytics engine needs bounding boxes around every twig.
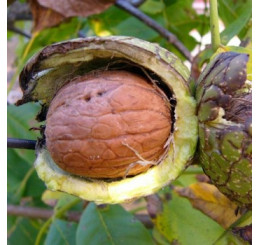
[210,0,221,51]
[7,204,153,228]
[7,138,36,150]
[115,0,193,61]
[7,25,31,39]
[7,205,81,222]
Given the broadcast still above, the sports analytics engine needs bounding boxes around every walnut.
[17,36,198,204]
[45,70,172,178]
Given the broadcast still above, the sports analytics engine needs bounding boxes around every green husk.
[196,51,252,208]
[18,36,197,204]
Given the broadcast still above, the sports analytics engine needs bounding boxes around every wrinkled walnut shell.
[46,70,172,178]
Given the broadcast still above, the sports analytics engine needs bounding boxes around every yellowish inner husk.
[36,95,197,204]
[33,37,198,204]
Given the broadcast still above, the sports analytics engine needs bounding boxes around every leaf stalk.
[210,0,221,51]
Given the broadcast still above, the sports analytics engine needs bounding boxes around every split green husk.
[17,36,198,204]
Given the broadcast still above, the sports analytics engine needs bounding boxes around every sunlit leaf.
[218,0,252,39]
[152,188,225,244]
[76,203,154,245]
[220,4,252,45]
[175,183,241,229]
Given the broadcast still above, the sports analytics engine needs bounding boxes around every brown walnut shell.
[45,70,172,178]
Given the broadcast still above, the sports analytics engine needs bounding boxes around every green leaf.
[173,165,203,187]
[213,211,251,245]
[7,148,45,202]
[220,4,252,45]
[162,0,209,55]
[89,6,158,40]
[54,193,81,213]
[7,103,41,164]
[218,0,252,39]
[8,215,18,235]
[214,232,249,245]
[7,30,15,40]
[42,190,77,207]
[7,103,40,139]
[140,0,164,15]
[153,189,225,245]
[7,149,31,197]
[76,203,154,245]
[24,169,46,198]
[45,219,77,245]
[15,18,86,68]
[218,0,251,24]
[7,103,46,201]
[8,218,42,245]
[175,183,241,229]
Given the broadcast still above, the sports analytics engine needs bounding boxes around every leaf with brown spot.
[175,183,241,229]
[29,0,115,32]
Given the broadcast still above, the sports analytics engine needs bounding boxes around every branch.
[7,205,81,222]
[7,138,36,150]
[115,0,193,62]
[7,25,31,39]
[7,204,153,228]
